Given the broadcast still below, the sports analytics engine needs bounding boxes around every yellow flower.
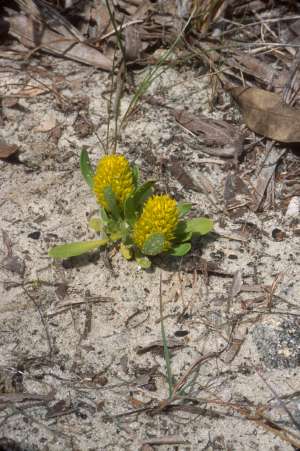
[133,195,179,252]
[93,155,134,210]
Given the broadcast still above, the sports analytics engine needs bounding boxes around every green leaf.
[174,221,192,243]
[106,219,122,241]
[119,220,131,243]
[104,186,120,219]
[124,197,137,225]
[177,202,192,217]
[134,180,155,206]
[169,242,191,257]
[99,206,109,224]
[120,243,133,260]
[109,230,122,241]
[142,233,165,256]
[48,239,108,259]
[124,180,155,225]
[132,165,140,188]
[88,217,103,232]
[80,149,94,189]
[185,218,214,235]
[135,254,151,269]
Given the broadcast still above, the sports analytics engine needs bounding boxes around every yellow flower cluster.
[93,155,134,210]
[133,195,179,251]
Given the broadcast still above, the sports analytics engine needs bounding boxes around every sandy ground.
[0,54,299,451]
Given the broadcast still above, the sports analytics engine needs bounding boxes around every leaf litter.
[231,86,300,143]
[0,1,300,450]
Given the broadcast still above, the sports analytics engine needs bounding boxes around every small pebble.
[28,230,41,240]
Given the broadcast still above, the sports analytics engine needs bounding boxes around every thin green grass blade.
[121,10,196,127]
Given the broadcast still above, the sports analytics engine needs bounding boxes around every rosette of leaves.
[48,150,214,268]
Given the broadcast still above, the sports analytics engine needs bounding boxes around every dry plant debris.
[0,0,300,450]
[0,141,18,159]
[231,86,300,143]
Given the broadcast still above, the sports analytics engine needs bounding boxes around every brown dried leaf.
[46,399,72,419]
[253,146,286,211]
[15,85,51,97]
[0,141,18,159]
[169,160,219,209]
[124,25,142,61]
[7,15,113,71]
[135,338,184,355]
[0,392,53,403]
[169,160,197,190]
[13,0,84,42]
[1,255,26,277]
[33,113,56,132]
[193,0,228,33]
[230,270,243,298]
[128,395,146,409]
[221,321,247,364]
[231,86,300,143]
[183,255,234,277]
[175,110,244,158]
[221,336,245,364]
[228,51,288,90]
[224,174,249,206]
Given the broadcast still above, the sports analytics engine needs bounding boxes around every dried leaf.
[135,338,184,355]
[253,146,286,211]
[0,141,18,159]
[124,25,142,61]
[15,85,51,97]
[1,230,25,276]
[230,270,243,298]
[169,160,197,190]
[46,400,72,419]
[7,15,113,71]
[183,255,234,277]
[285,196,300,218]
[193,0,228,33]
[231,86,300,142]
[175,110,244,158]
[0,392,53,403]
[128,395,146,409]
[221,323,248,364]
[1,255,26,277]
[224,174,249,205]
[221,337,245,364]
[13,0,84,42]
[228,51,288,90]
[169,159,219,209]
[33,113,56,132]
